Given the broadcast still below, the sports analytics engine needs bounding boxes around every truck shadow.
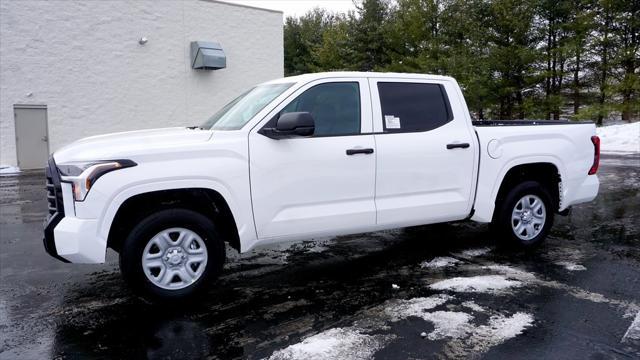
[48,222,525,359]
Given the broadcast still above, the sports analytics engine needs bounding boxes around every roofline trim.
[199,0,284,15]
[263,72,456,85]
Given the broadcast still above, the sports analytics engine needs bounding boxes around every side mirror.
[259,112,315,139]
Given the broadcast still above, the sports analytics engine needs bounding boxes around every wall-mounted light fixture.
[138,37,148,45]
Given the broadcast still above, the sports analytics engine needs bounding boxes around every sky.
[220,0,357,18]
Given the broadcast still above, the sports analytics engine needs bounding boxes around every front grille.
[43,156,69,263]
[45,159,64,218]
[46,174,56,215]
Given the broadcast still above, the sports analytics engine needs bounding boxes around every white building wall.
[0,0,283,167]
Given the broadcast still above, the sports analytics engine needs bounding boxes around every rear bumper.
[563,174,600,209]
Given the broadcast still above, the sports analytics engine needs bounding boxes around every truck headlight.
[58,160,136,201]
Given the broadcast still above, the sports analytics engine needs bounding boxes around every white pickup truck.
[43,72,600,301]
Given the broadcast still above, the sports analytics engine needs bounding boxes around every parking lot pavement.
[1,154,639,360]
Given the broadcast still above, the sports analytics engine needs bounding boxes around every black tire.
[119,208,225,302]
[492,180,555,249]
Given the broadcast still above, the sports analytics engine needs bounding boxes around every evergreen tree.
[486,0,540,119]
[284,8,336,75]
[564,0,596,116]
[282,0,639,122]
[539,0,573,119]
[351,0,390,71]
[609,0,639,121]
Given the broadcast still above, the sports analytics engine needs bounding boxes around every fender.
[471,155,565,223]
[96,178,258,252]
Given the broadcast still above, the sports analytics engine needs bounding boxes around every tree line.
[284,0,639,123]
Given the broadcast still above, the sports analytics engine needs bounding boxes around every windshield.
[202,83,294,130]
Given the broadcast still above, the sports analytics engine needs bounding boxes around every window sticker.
[385,115,401,129]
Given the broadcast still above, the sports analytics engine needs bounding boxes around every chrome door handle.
[41,136,48,142]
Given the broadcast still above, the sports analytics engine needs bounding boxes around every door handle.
[346,148,374,155]
[446,143,470,150]
[41,136,48,142]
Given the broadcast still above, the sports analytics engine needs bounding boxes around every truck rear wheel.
[119,208,225,302]
[493,181,554,248]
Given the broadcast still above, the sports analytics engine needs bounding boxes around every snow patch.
[267,327,392,360]
[622,311,640,343]
[384,295,533,351]
[555,261,587,271]
[422,311,474,340]
[294,293,537,359]
[461,301,486,313]
[384,295,472,340]
[480,312,534,340]
[483,265,538,281]
[385,294,453,322]
[454,247,492,258]
[596,122,640,153]
[467,312,535,350]
[0,165,20,175]
[421,256,461,269]
[442,312,535,358]
[430,275,522,294]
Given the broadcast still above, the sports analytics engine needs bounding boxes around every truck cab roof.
[263,71,456,85]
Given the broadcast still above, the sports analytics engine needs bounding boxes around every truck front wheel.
[119,209,225,302]
[493,181,554,248]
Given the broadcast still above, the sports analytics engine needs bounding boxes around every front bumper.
[51,217,105,263]
[43,158,106,263]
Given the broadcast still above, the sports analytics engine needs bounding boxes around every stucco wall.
[0,0,283,167]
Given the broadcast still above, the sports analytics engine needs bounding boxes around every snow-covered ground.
[269,291,536,359]
[268,328,393,360]
[429,275,523,294]
[420,256,461,269]
[597,122,640,153]
[0,165,20,175]
[622,311,640,344]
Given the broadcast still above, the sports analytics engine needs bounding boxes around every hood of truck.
[53,127,213,164]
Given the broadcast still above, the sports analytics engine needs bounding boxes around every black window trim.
[377,81,454,135]
[255,79,457,139]
[259,81,363,138]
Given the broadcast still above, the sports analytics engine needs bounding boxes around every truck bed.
[470,120,598,223]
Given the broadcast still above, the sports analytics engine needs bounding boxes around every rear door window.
[377,82,452,132]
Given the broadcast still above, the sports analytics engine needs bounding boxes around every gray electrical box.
[190,41,226,70]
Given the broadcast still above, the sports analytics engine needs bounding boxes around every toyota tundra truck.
[43,72,600,301]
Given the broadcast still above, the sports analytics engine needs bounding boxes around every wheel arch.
[491,162,562,221]
[104,186,241,254]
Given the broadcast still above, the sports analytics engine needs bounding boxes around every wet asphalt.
[0,154,639,360]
